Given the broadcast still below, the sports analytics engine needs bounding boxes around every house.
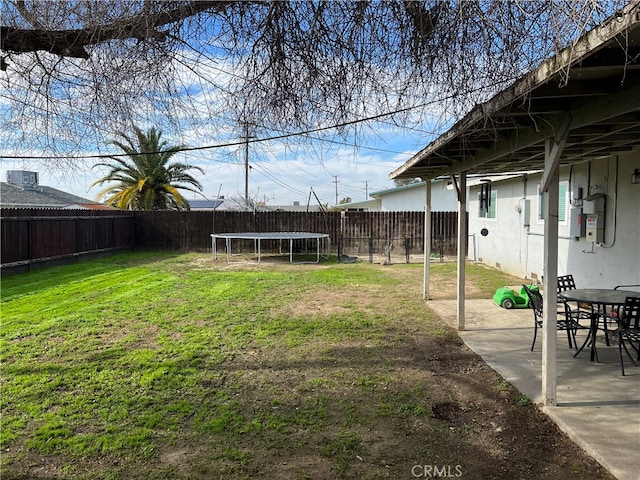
[331,198,379,211]
[264,202,325,212]
[212,196,324,212]
[334,179,459,211]
[391,12,640,290]
[389,5,640,408]
[0,170,109,209]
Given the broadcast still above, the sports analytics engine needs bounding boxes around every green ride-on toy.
[493,285,539,309]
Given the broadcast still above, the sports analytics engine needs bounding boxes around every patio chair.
[557,274,596,343]
[617,296,640,376]
[611,285,640,321]
[557,274,592,322]
[523,284,584,351]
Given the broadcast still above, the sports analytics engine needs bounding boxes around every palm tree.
[91,126,204,210]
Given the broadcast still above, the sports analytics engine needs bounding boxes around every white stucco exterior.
[468,152,640,288]
[337,180,460,211]
[372,180,459,211]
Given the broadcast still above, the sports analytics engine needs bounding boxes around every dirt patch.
[167,258,610,479]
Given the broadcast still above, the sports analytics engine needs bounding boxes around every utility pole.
[240,122,255,209]
[333,175,339,205]
[243,122,250,207]
[364,180,370,199]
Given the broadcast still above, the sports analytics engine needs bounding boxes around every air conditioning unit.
[6,170,39,190]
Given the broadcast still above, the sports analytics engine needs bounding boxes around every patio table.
[560,289,640,361]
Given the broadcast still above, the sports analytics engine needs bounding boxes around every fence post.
[386,236,391,263]
[75,216,80,263]
[405,237,410,264]
[27,215,32,271]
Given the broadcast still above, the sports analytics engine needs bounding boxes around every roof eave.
[390,3,640,180]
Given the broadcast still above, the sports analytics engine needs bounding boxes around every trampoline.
[211,232,330,264]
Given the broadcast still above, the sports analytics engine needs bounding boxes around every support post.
[541,120,569,406]
[542,156,559,406]
[457,173,467,331]
[244,122,250,207]
[423,179,432,300]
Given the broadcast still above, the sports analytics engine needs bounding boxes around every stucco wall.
[378,181,459,211]
[468,152,640,288]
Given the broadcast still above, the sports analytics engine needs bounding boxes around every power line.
[1,114,409,160]
[1,77,515,161]
[249,163,309,198]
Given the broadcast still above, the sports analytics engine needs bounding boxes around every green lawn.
[0,253,610,480]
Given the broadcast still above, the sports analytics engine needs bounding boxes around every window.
[479,189,497,219]
[558,182,568,223]
[538,182,568,222]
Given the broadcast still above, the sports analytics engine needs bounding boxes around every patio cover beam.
[390,62,640,182]
[414,82,640,180]
[541,115,571,193]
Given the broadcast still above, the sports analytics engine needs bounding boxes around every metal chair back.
[557,274,577,293]
[618,296,640,375]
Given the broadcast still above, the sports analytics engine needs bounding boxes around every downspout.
[599,156,618,248]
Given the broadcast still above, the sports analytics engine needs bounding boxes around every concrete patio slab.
[427,298,640,480]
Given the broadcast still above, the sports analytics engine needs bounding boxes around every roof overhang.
[332,199,380,209]
[369,181,427,198]
[390,3,640,180]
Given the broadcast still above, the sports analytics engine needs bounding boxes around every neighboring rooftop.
[189,199,225,210]
[0,170,105,209]
[368,181,426,198]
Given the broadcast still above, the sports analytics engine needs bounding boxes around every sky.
[0,121,431,208]
[0,51,446,207]
[0,49,441,209]
[1,1,511,208]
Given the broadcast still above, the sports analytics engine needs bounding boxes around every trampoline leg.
[257,239,261,264]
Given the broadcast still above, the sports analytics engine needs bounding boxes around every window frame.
[478,188,497,220]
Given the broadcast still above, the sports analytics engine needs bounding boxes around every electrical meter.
[583,194,605,243]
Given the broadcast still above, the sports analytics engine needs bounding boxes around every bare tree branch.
[0,0,628,165]
[1,1,233,60]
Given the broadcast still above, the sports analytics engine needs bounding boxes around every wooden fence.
[1,209,464,273]
[133,210,338,251]
[336,210,460,260]
[1,209,134,274]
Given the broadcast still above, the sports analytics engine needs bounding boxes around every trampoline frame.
[211,232,330,264]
